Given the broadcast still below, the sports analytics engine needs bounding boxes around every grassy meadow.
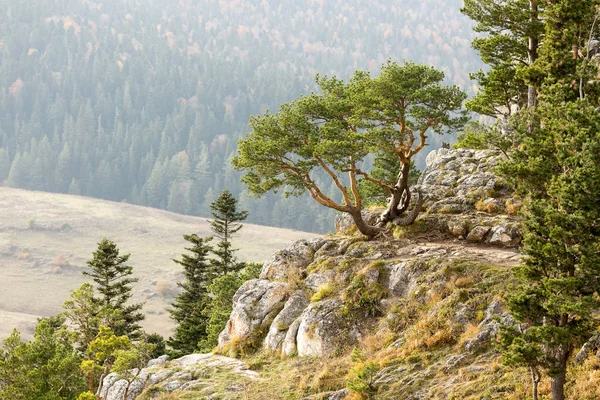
[0,188,318,341]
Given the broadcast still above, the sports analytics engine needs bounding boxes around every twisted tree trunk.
[378,162,421,227]
[347,207,386,238]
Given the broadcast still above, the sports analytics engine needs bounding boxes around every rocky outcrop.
[260,238,327,281]
[265,290,309,351]
[464,301,515,352]
[215,148,523,362]
[218,279,290,348]
[330,149,522,247]
[98,354,259,400]
[295,299,345,357]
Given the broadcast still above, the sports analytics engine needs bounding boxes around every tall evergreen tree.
[83,239,144,340]
[498,2,600,399]
[167,235,214,357]
[461,0,545,114]
[209,190,248,274]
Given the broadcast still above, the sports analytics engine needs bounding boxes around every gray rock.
[575,334,600,364]
[304,271,335,291]
[296,300,344,357]
[264,290,309,351]
[467,226,490,242]
[260,238,327,281]
[282,318,302,356]
[465,305,515,353]
[218,279,290,349]
[445,354,468,371]
[147,354,169,368]
[447,220,468,237]
[488,223,521,247]
[383,262,422,297]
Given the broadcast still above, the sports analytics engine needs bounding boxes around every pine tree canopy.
[209,190,248,275]
[83,238,144,340]
[210,189,249,242]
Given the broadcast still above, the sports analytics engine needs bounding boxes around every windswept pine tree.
[167,235,214,357]
[209,190,249,274]
[83,239,144,340]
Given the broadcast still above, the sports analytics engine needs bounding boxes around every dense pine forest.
[0,0,481,233]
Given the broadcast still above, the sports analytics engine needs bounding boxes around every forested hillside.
[0,0,481,232]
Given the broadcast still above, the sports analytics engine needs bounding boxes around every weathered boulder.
[218,279,290,348]
[304,271,335,291]
[488,223,521,247]
[467,225,491,242]
[260,238,327,281]
[575,333,600,364]
[264,290,310,351]
[420,149,508,213]
[295,300,344,357]
[383,261,423,297]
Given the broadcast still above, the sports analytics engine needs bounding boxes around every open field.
[0,188,319,341]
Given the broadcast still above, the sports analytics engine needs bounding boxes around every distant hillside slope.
[0,0,480,233]
[0,187,318,341]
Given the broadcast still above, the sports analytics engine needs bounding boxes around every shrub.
[311,283,334,302]
[346,348,380,398]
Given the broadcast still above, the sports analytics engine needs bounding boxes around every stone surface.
[99,353,259,400]
[146,354,169,368]
[296,300,344,357]
[383,261,422,297]
[304,271,335,291]
[465,301,515,352]
[218,279,290,348]
[488,223,521,247]
[467,226,491,242]
[260,238,327,281]
[264,290,310,351]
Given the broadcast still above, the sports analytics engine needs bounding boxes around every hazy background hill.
[0,187,317,341]
[0,0,481,233]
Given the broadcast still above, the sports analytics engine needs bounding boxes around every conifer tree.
[498,2,600,399]
[209,190,248,274]
[83,239,144,340]
[461,0,545,114]
[167,235,214,357]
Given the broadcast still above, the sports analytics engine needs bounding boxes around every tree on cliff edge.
[233,61,467,238]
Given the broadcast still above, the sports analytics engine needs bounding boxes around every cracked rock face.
[260,238,327,281]
[218,279,290,348]
[264,290,309,351]
[295,299,343,357]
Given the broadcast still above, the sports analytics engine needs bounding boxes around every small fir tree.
[83,239,144,340]
[209,190,248,274]
[167,235,214,357]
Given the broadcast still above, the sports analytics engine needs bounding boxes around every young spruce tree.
[209,189,248,274]
[167,235,214,357]
[83,238,144,340]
